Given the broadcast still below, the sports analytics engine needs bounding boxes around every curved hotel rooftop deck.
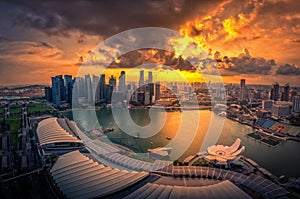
[36,117,83,152]
[124,180,251,199]
[50,150,149,199]
[50,150,290,199]
[154,166,289,199]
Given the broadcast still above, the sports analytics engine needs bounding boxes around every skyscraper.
[67,82,74,107]
[85,75,93,104]
[51,77,59,105]
[281,83,290,102]
[155,83,160,101]
[99,74,106,101]
[105,84,113,103]
[240,79,246,102]
[109,75,116,89]
[148,71,153,83]
[64,75,73,103]
[51,75,65,107]
[77,77,85,97]
[118,71,126,93]
[60,78,66,102]
[84,75,89,99]
[144,91,150,104]
[72,77,79,106]
[92,75,100,102]
[139,70,144,87]
[44,87,52,102]
[148,83,154,103]
[270,82,279,101]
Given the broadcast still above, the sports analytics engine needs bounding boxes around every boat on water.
[217,111,227,117]
[104,128,114,133]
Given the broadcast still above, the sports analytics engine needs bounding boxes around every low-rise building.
[271,102,291,119]
[262,100,274,111]
[292,95,300,113]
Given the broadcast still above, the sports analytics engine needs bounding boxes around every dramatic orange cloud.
[0,0,299,86]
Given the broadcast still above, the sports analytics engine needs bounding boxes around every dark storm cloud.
[0,38,63,60]
[13,8,68,36]
[105,49,194,71]
[215,49,276,75]
[6,0,224,38]
[228,56,275,75]
[85,46,275,76]
[276,64,300,75]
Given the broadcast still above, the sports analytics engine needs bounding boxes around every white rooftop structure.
[205,138,245,166]
[148,147,172,159]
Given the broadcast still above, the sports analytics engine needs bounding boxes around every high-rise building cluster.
[219,79,300,120]
[268,82,300,118]
[237,80,297,103]
[45,70,161,107]
[45,75,75,107]
[45,74,115,107]
[45,74,300,118]
[127,70,159,105]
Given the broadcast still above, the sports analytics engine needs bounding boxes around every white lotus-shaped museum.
[205,138,245,164]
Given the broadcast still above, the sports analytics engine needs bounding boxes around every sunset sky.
[0,0,299,86]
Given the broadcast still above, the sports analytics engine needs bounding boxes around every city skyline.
[1,1,299,198]
[46,70,300,88]
[0,0,299,86]
[46,71,300,111]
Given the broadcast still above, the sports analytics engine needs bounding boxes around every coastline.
[60,108,300,177]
